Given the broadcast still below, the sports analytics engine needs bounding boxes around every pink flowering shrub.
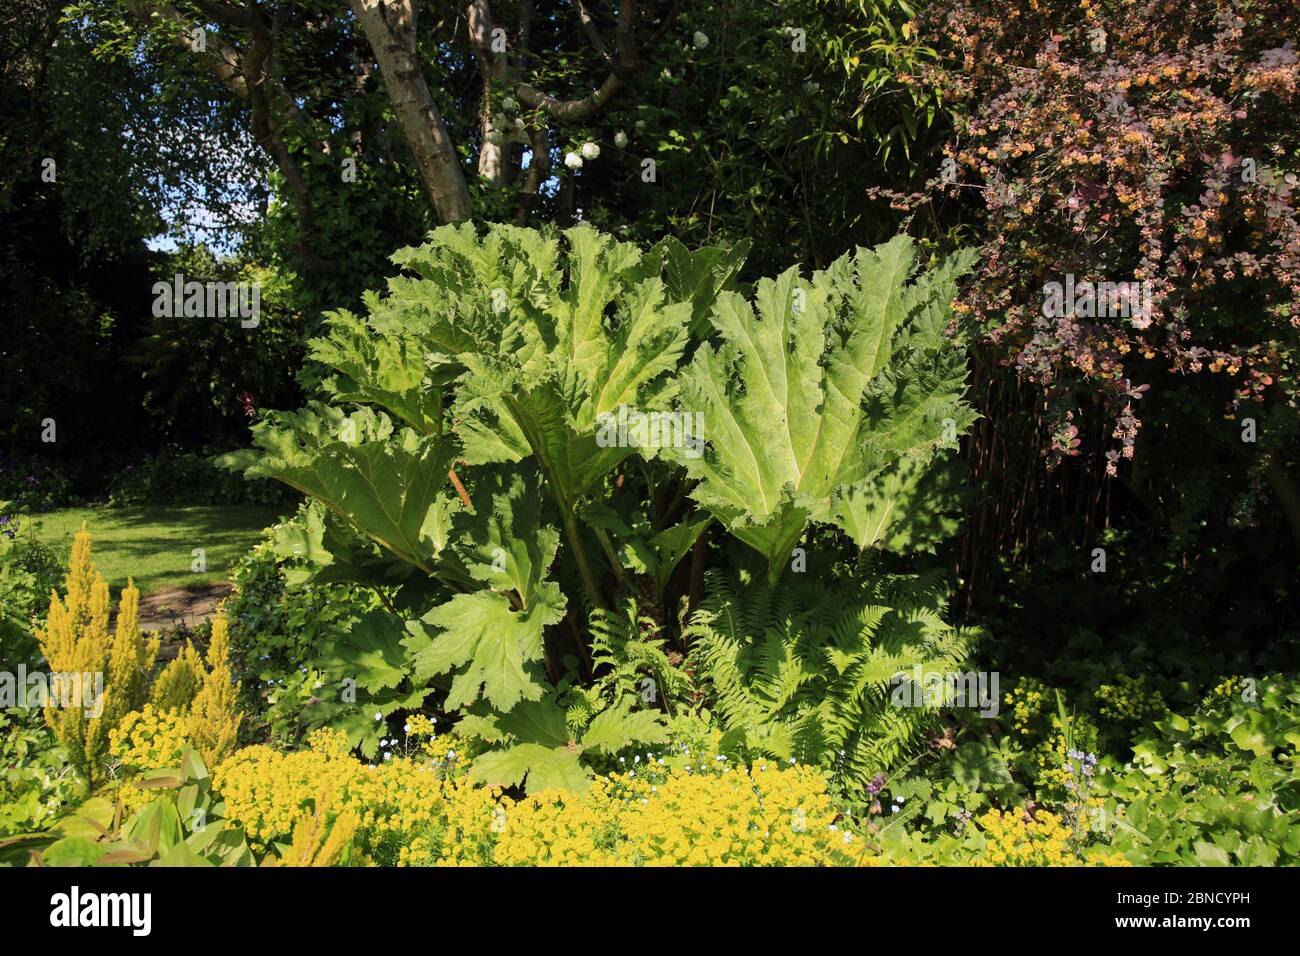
[890,0,1299,472]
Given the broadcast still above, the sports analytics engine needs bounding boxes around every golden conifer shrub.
[150,644,205,713]
[187,612,243,768]
[36,529,159,791]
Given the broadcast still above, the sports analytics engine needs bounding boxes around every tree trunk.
[467,0,508,187]
[1263,457,1300,555]
[349,0,472,223]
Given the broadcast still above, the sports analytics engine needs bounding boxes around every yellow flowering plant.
[36,529,159,793]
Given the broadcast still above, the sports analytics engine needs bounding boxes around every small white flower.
[581,141,600,161]
[614,130,628,148]
[403,723,411,733]
[693,31,710,49]
[635,119,647,130]
[563,151,583,169]
[374,712,382,721]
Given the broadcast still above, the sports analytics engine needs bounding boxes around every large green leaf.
[322,610,410,694]
[653,235,752,338]
[220,404,461,575]
[467,696,667,792]
[470,743,589,792]
[670,236,975,578]
[407,587,563,712]
[404,469,568,711]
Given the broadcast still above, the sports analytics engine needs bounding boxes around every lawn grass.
[11,505,287,596]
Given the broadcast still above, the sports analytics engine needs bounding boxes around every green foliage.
[1,747,255,867]
[1096,677,1300,866]
[225,522,411,756]
[222,223,975,793]
[0,517,64,666]
[464,694,668,793]
[671,236,975,579]
[0,709,78,837]
[685,569,975,797]
[106,447,295,507]
[587,602,691,716]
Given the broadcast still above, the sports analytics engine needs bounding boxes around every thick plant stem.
[562,508,608,610]
[593,526,625,588]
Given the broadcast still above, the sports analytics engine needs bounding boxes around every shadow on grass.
[30,505,291,595]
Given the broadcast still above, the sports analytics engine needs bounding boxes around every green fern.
[685,569,975,796]
[588,602,690,716]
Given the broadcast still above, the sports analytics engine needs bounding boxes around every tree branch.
[515,0,640,123]
[124,0,334,271]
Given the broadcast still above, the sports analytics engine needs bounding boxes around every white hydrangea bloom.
[563,151,583,169]
[580,141,600,160]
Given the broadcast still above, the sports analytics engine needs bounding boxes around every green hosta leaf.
[671,236,975,578]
